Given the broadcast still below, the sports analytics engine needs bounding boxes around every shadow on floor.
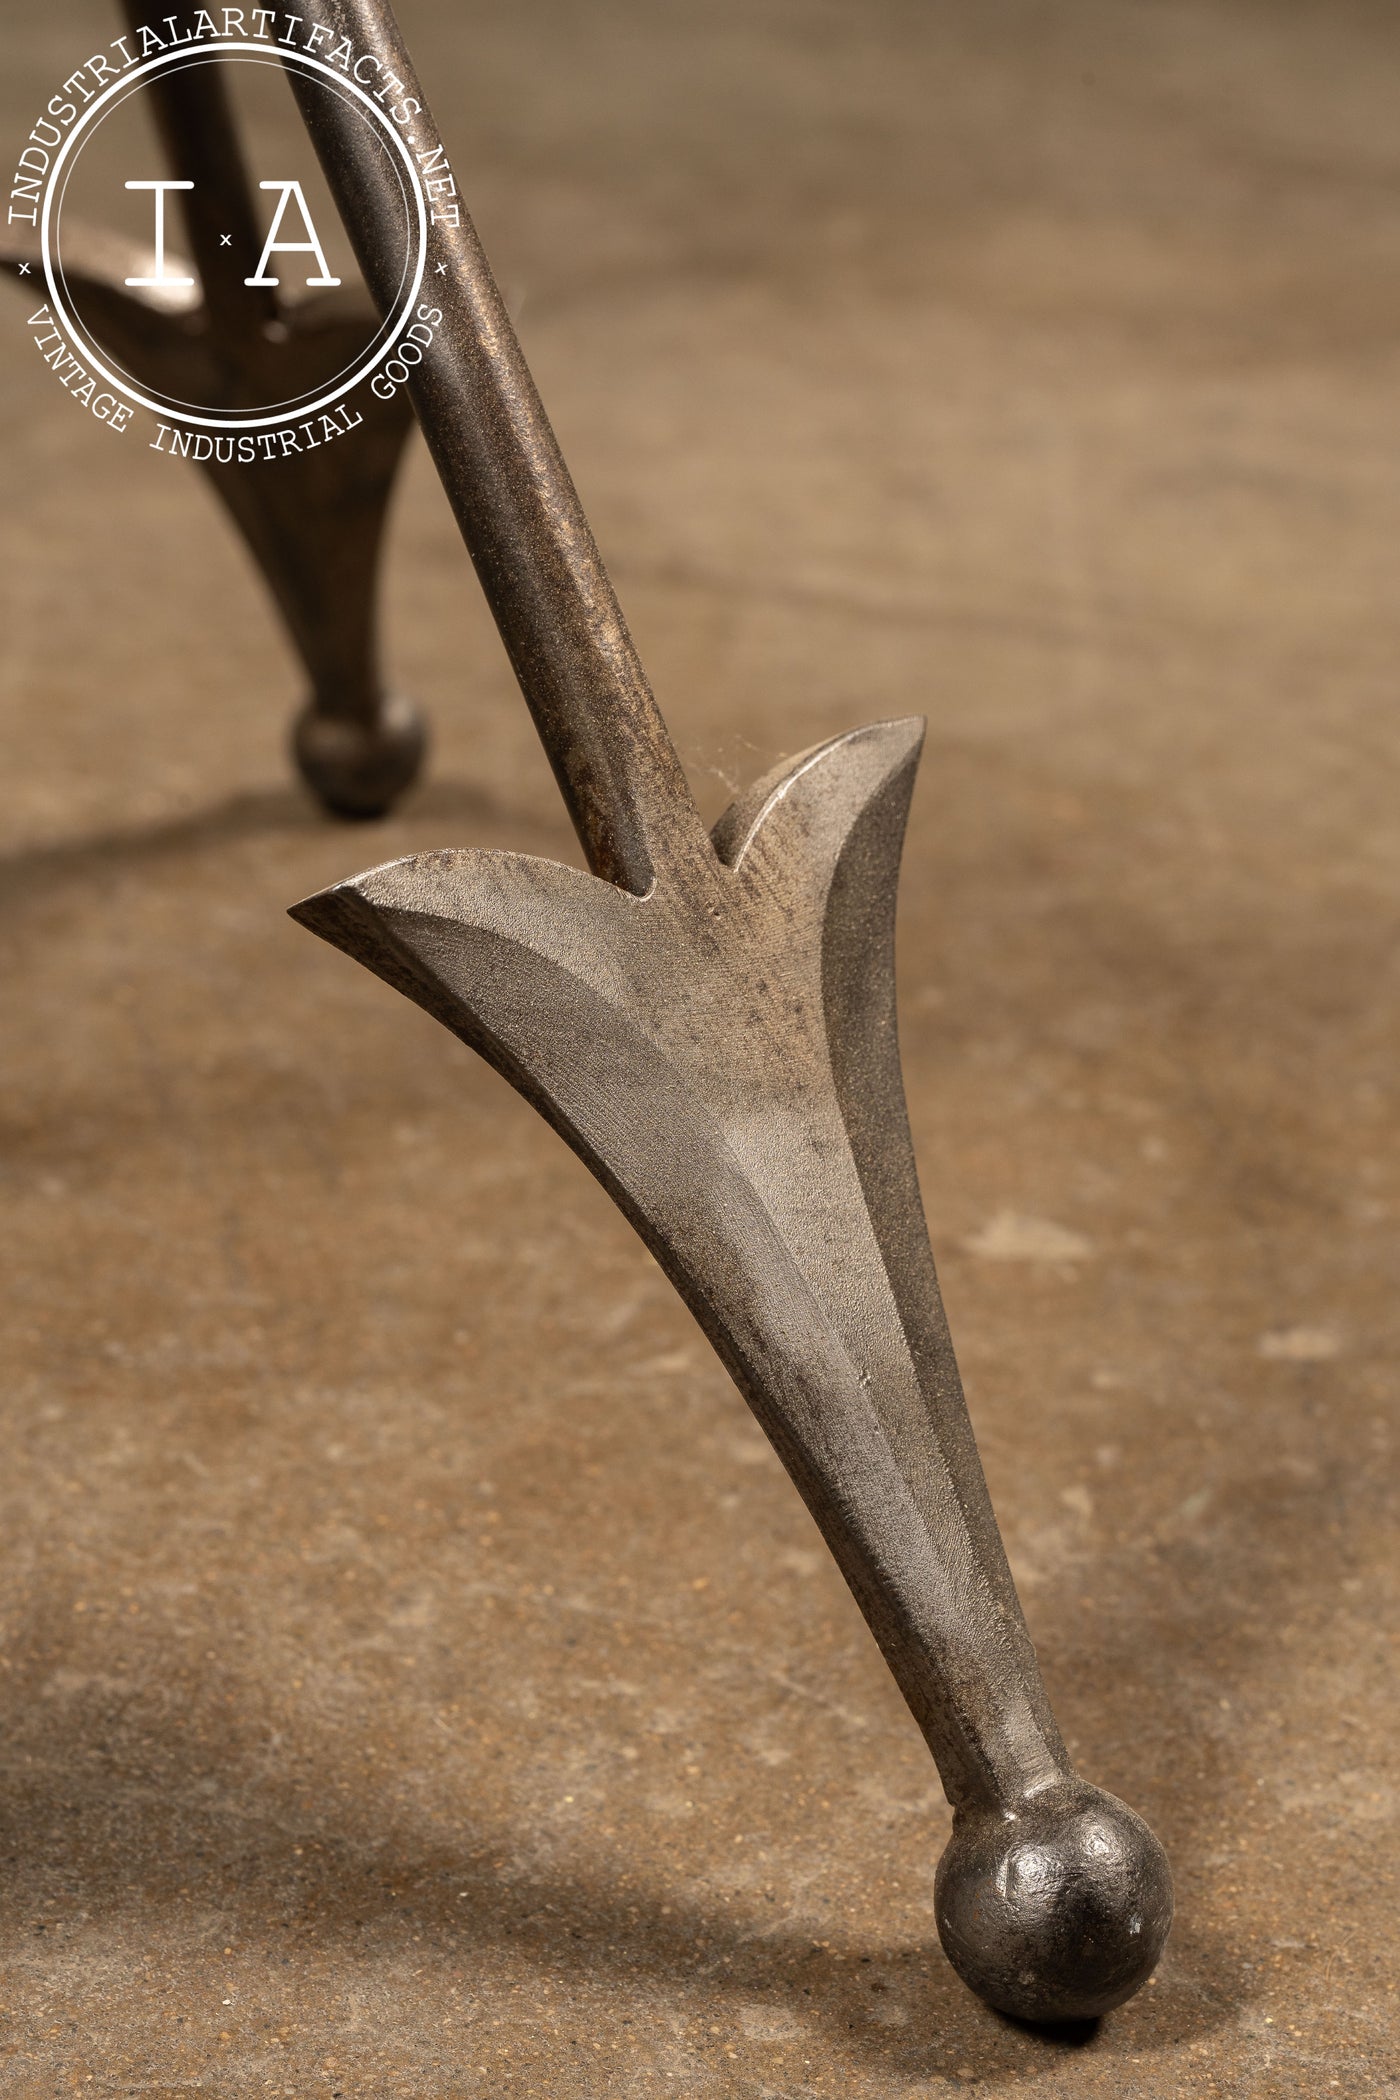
[0,776,573,913]
[0,1581,1242,2085]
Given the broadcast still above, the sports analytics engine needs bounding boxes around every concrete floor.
[2,0,1398,2093]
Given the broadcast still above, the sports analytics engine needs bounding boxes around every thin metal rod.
[286,0,703,892]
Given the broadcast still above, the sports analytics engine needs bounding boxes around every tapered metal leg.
[287,0,1172,2022]
[1,6,425,818]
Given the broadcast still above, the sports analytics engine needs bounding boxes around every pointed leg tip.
[833,714,925,763]
[887,711,927,741]
[885,713,926,766]
[287,889,322,931]
[871,715,927,780]
[287,879,364,944]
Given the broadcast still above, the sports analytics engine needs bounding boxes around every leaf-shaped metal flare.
[287,0,1172,2023]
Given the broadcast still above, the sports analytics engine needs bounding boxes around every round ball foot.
[935,1779,1173,2023]
[293,694,426,819]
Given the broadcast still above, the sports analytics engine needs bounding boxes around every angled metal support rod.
[287,0,1172,2023]
[1,3,425,818]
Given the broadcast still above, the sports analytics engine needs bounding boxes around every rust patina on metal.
[287,0,1173,2023]
[1,5,425,819]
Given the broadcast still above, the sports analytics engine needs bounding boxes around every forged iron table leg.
[2,4,426,818]
[287,0,1172,2022]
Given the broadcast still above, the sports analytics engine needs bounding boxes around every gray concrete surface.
[1,1,1397,2093]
